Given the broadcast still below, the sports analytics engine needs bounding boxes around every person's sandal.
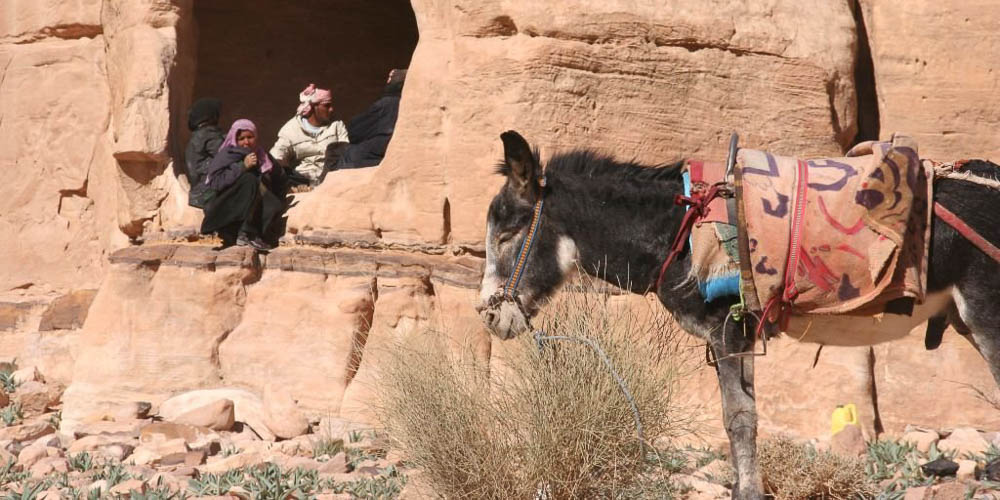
[248,236,275,252]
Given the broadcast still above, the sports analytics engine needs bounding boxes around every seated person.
[270,84,349,188]
[326,69,407,171]
[185,97,224,208]
[201,119,287,251]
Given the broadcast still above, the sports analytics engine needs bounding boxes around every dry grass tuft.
[375,282,704,499]
[758,436,877,500]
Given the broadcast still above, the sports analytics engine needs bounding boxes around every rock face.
[290,0,859,247]
[2,0,1000,442]
[859,0,1000,160]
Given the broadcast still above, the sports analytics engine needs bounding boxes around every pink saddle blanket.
[687,134,932,316]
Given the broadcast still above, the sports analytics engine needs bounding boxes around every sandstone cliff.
[1,0,998,441]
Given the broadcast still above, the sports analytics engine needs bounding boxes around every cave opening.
[189,0,419,157]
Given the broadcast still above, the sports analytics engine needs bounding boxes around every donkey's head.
[477,131,578,339]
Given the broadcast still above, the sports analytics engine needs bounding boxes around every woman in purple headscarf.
[200,119,287,251]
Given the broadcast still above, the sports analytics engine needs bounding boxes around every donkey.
[476,130,1000,499]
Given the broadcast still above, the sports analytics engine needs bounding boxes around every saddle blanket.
[686,133,932,316]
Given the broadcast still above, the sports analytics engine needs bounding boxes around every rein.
[502,176,547,298]
[653,183,727,291]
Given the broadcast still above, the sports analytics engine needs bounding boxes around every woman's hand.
[243,153,259,170]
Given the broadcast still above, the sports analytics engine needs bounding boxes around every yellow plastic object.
[831,403,858,435]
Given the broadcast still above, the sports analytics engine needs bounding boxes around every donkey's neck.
[544,156,686,293]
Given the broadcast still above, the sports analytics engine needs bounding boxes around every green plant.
[128,487,188,500]
[866,438,934,492]
[311,437,344,460]
[46,410,61,430]
[243,463,322,498]
[376,282,703,499]
[0,372,20,394]
[219,445,240,458]
[0,480,46,500]
[187,468,246,496]
[348,429,365,443]
[68,452,94,472]
[0,403,22,427]
[94,462,131,487]
[0,459,27,488]
[759,436,878,499]
[331,469,408,500]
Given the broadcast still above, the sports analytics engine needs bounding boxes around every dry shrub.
[376,282,704,499]
[758,436,877,500]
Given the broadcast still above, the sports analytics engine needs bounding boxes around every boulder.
[956,459,978,481]
[925,481,972,500]
[11,366,43,385]
[16,443,48,469]
[110,479,147,496]
[68,434,137,454]
[171,398,235,431]
[129,438,188,466]
[158,389,274,441]
[938,428,988,457]
[73,419,145,438]
[97,443,135,462]
[14,380,57,416]
[198,451,263,474]
[0,419,54,443]
[262,386,310,440]
[902,430,940,454]
[831,423,867,457]
[140,422,219,450]
[28,456,69,478]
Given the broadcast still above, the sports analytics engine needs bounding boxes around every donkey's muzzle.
[479,293,531,340]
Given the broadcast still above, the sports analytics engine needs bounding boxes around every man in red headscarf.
[269,83,349,188]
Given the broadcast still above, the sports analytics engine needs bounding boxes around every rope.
[932,164,1000,190]
[531,330,645,456]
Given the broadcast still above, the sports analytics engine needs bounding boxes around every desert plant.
[331,468,408,500]
[0,480,45,500]
[68,451,95,472]
[0,403,22,427]
[187,468,246,496]
[311,437,344,460]
[94,462,131,487]
[0,361,19,394]
[376,280,703,499]
[0,458,29,489]
[758,436,878,499]
[866,438,935,492]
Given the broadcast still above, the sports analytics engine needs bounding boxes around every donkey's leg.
[954,286,1000,388]
[711,321,764,499]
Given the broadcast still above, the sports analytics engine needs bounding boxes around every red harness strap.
[758,159,810,336]
[934,202,1000,263]
[655,184,725,290]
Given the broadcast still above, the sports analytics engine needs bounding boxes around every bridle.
[501,175,547,298]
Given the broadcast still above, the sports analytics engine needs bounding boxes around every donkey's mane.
[545,149,685,183]
[494,149,684,183]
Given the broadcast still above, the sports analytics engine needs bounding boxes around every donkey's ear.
[500,130,540,200]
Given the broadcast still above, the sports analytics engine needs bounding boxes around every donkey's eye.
[497,229,519,245]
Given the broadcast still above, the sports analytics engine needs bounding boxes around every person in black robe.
[326,69,407,171]
[185,98,224,208]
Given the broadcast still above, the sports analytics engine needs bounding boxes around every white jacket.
[269,117,349,183]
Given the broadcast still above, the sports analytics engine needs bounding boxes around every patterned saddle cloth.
[686,134,932,316]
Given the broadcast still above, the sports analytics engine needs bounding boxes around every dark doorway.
[192,0,418,147]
